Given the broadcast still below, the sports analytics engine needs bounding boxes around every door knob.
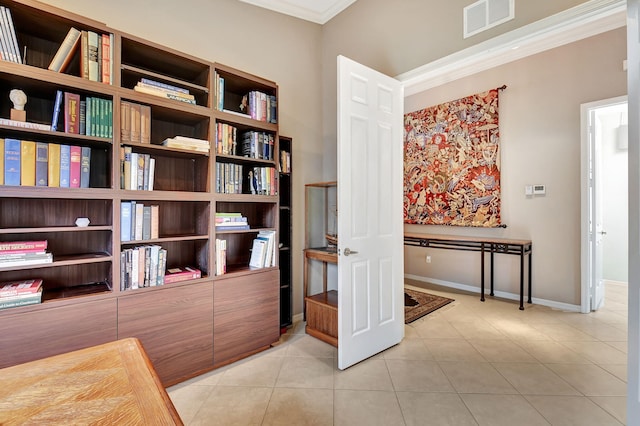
[343,248,358,256]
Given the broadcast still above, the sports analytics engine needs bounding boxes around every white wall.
[402,28,626,306]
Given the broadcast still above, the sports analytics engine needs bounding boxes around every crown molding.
[397,0,626,96]
[238,0,357,24]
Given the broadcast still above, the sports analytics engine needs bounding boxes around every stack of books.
[0,240,52,268]
[0,279,43,310]
[134,78,196,105]
[249,230,276,269]
[161,136,210,153]
[215,212,249,231]
[164,266,201,284]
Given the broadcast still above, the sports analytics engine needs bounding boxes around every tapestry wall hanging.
[403,87,504,227]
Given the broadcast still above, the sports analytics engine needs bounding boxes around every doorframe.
[580,95,627,313]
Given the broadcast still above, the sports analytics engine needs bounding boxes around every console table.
[404,232,533,310]
[0,338,182,425]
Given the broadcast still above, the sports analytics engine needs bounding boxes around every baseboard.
[404,274,581,312]
[292,312,304,324]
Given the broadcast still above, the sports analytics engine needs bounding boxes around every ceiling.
[238,0,357,24]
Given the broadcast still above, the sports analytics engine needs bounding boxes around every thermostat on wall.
[533,184,546,195]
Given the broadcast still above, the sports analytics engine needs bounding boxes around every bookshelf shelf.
[0,0,280,386]
[0,225,112,234]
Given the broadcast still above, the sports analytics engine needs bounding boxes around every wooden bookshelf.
[0,0,280,386]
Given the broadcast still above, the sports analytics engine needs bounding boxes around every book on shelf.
[101,33,110,84]
[140,78,190,94]
[79,100,86,135]
[121,202,132,242]
[51,90,63,131]
[87,31,99,82]
[215,212,249,231]
[214,72,224,110]
[35,142,48,187]
[130,102,141,143]
[48,27,81,72]
[134,202,144,241]
[48,143,60,187]
[59,144,70,187]
[4,138,20,185]
[0,252,53,268]
[20,140,35,186]
[0,279,43,297]
[140,105,151,144]
[0,240,47,254]
[0,290,43,310]
[164,266,201,284]
[0,118,51,131]
[161,136,210,153]
[215,238,226,275]
[80,146,91,188]
[133,83,196,105]
[249,238,267,269]
[258,230,276,267]
[69,145,81,188]
[0,6,21,64]
[64,92,80,134]
[80,30,88,79]
[120,101,131,143]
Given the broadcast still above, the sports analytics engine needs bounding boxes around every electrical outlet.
[426,255,431,263]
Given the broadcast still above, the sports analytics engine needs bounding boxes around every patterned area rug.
[404,288,454,323]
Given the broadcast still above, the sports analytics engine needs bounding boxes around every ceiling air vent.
[464,0,514,38]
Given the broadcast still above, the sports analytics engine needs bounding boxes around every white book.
[148,158,155,191]
[131,249,139,289]
[0,7,18,63]
[249,238,267,269]
[134,202,144,241]
[129,152,138,191]
[149,245,160,286]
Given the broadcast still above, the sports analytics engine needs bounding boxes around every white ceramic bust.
[9,89,27,110]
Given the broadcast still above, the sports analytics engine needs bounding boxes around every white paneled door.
[336,55,404,370]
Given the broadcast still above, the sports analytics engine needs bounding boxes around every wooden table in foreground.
[0,337,183,425]
[404,232,533,310]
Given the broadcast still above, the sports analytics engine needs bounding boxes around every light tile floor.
[167,281,628,425]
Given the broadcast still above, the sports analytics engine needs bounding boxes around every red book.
[69,145,81,188]
[0,240,47,254]
[0,279,43,297]
[64,92,81,134]
[163,266,201,284]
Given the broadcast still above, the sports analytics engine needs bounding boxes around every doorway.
[581,96,628,313]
